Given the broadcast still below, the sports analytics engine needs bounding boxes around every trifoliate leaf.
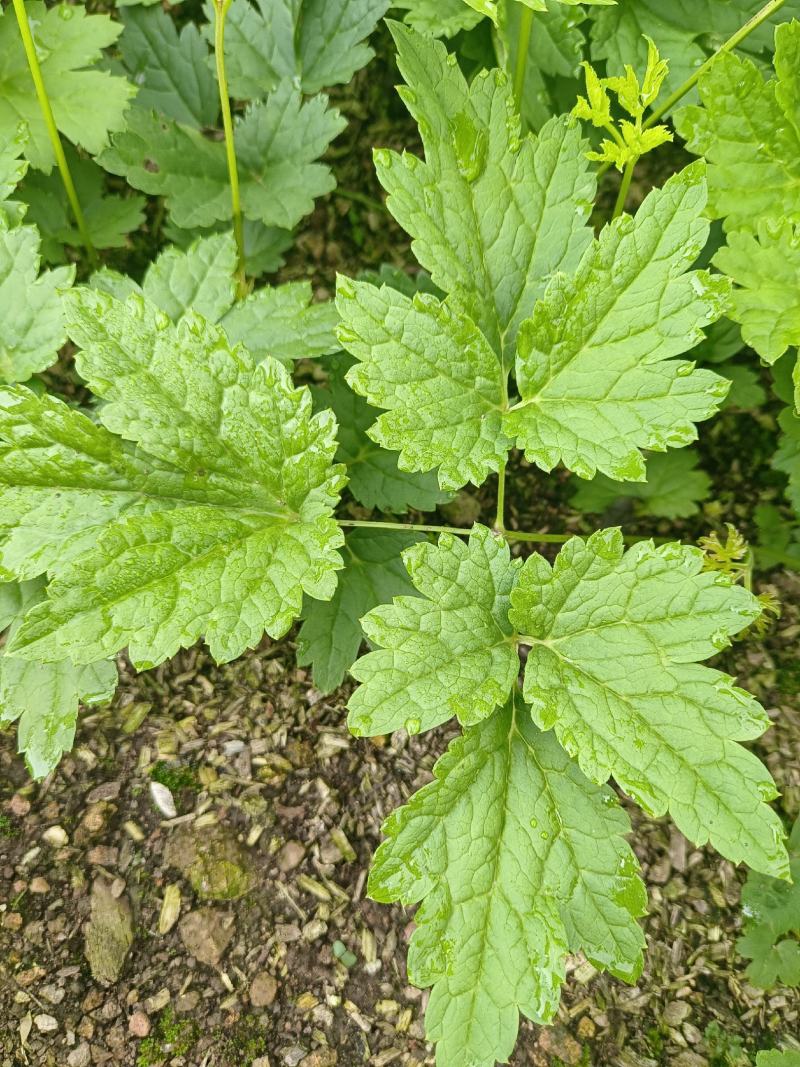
[509,529,788,877]
[18,148,145,262]
[337,278,511,491]
[215,0,390,98]
[392,0,484,38]
[571,450,710,520]
[0,217,74,383]
[675,21,800,232]
[0,579,117,779]
[737,816,800,988]
[297,528,422,693]
[322,354,450,513]
[348,525,520,736]
[369,697,646,1066]
[713,220,800,365]
[775,408,800,514]
[0,2,136,172]
[221,282,340,365]
[2,289,345,669]
[101,87,345,230]
[119,5,218,129]
[142,234,237,324]
[375,23,596,359]
[504,164,731,481]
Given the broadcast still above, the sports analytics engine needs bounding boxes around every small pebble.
[9,794,30,817]
[33,1013,58,1033]
[29,877,50,894]
[67,1043,91,1067]
[250,971,278,1008]
[277,841,305,872]
[42,826,68,847]
[149,781,177,819]
[128,1010,151,1038]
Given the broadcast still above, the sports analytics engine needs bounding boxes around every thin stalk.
[596,0,788,180]
[495,466,507,532]
[213,0,247,298]
[612,156,637,219]
[513,6,534,114]
[12,0,96,266]
[646,0,788,127]
[337,518,672,547]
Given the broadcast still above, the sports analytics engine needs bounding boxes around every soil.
[2,20,800,1067]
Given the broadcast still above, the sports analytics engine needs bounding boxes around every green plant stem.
[596,0,788,180]
[12,0,97,266]
[495,466,507,532]
[646,0,788,127]
[513,6,534,114]
[213,0,247,299]
[612,157,637,218]
[337,518,672,547]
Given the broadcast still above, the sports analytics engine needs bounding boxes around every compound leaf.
[348,524,520,736]
[370,697,646,1066]
[0,217,74,383]
[3,289,345,669]
[376,23,596,360]
[675,22,800,232]
[510,529,788,878]
[714,220,800,365]
[101,87,345,231]
[504,164,731,481]
[571,449,710,520]
[0,2,135,172]
[337,277,511,492]
[216,0,390,98]
[0,578,117,779]
[297,528,422,693]
[738,816,800,988]
[119,5,218,128]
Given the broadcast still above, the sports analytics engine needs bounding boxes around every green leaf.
[337,277,511,492]
[369,697,646,1065]
[0,2,136,172]
[215,0,390,98]
[0,217,74,383]
[322,354,450,513]
[0,578,117,779]
[101,87,345,231]
[713,220,800,365]
[375,23,596,359]
[297,528,422,693]
[163,217,293,278]
[757,1053,800,1067]
[119,5,218,128]
[675,21,800,232]
[2,289,346,669]
[0,124,28,216]
[392,0,484,38]
[348,524,520,736]
[754,504,800,572]
[142,234,237,324]
[504,164,731,481]
[774,408,800,515]
[571,450,710,520]
[718,364,767,411]
[509,529,788,877]
[18,148,145,261]
[738,816,800,988]
[221,281,340,365]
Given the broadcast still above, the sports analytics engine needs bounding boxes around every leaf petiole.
[213,0,247,299]
[513,5,534,117]
[11,0,97,267]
